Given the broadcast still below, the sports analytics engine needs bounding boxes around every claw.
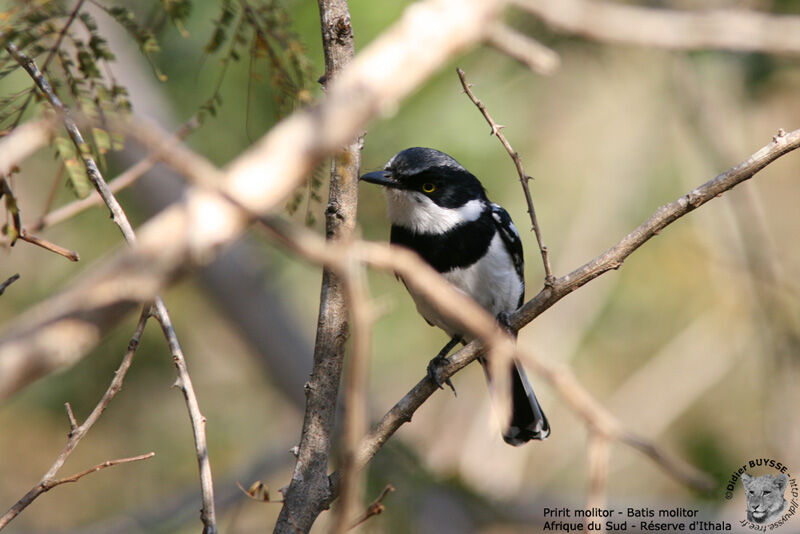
[427,355,457,396]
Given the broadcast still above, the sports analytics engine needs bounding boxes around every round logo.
[724,458,798,529]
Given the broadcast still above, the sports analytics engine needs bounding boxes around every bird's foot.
[496,311,516,335]
[427,355,457,396]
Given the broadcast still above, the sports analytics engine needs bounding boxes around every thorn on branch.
[64,402,78,434]
[51,452,155,487]
[349,484,395,530]
[237,480,283,503]
[18,229,80,262]
[0,273,20,296]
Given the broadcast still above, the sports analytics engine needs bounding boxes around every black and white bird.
[360,147,550,445]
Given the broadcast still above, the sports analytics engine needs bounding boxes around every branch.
[513,127,800,330]
[258,217,708,494]
[457,67,555,285]
[3,42,218,534]
[323,127,800,498]
[349,484,395,529]
[0,308,150,530]
[0,452,154,529]
[275,0,363,531]
[586,431,610,513]
[0,274,20,296]
[0,0,504,402]
[333,257,373,534]
[514,0,800,55]
[1,176,79,260]
[485,23,559,75]
[18,229,79,261]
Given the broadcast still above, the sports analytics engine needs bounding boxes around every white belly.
[406,233,523,338]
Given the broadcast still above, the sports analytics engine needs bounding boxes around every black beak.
[359,170,404,189]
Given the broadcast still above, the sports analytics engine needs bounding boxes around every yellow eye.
[422,183,436,193]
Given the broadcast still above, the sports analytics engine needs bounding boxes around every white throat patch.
[384,189,484,234]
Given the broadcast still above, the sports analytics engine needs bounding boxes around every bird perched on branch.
[360,147,549,445]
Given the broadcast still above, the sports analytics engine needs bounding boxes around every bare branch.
[0,308,150,530]
[3,42,217,534]
[0,274,20,296]
[485,23,560,75]
[0,452,155,528]
[64,402,78,433]
[48,452,155,487]
[514,0,800,55]
[457,67,555,286]
[513,127,800,330]
[333,258,373,534]
[349,484,395,530]
[152,297,216,533]
[18,229,79,261]
[1,176,79,260]
[586,431,610,513]
[275,0,363,530]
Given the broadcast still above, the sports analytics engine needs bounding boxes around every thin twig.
[514,0,800,55]
[485,23,560,75]
[64,402,78,433]
[586,431,610,516]
[1,452,155,526]
[1,171,80,260]
[0,307,150,530]
[349,484,395,530]
[456,67,555,286]
[22,116,200,235]
[0,274,20,296]
[47,452,155,487]
[152,297,217,534]
[333,257,373,534]
[18,229,79,261]
[4,42,217,534]
[1,452,154,526]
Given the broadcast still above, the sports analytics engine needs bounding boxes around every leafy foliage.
[0,0,318,215]
[199,0,320,223]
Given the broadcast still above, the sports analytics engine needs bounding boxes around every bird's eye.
[422,183,436,193]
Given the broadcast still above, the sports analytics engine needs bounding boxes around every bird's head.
[360,147,487,234]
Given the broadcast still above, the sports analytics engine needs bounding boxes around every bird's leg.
[427,335,462,396]
[496,311,517,337]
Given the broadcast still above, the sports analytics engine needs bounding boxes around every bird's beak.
[359,171,404,189]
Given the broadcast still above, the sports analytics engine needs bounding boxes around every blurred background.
[2,0,800,532]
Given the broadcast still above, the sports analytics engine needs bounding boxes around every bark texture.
[273,1,361,532]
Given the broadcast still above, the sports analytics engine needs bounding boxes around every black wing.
[490,203,525,307]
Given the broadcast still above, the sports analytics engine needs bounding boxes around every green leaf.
[54,135,92,199]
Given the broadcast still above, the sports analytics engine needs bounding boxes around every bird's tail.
[481,357,550,446]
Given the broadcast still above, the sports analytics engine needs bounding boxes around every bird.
[360,147,550,445]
